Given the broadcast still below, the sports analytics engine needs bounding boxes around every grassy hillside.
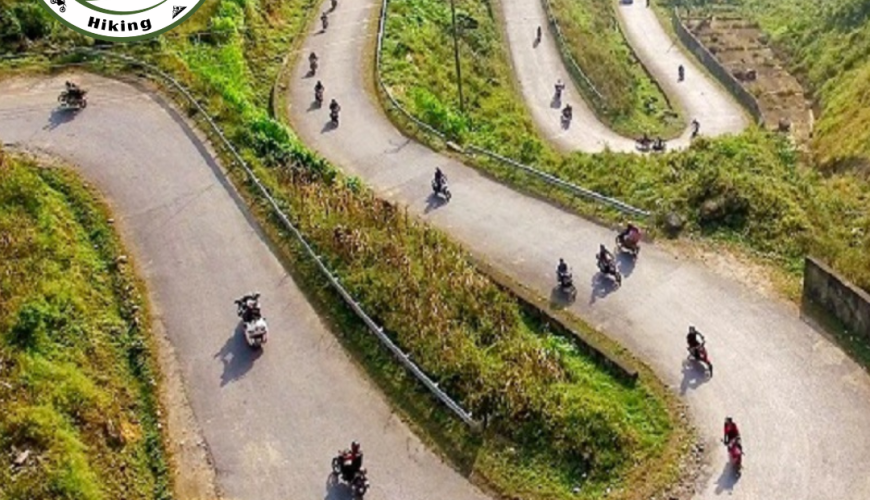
[548,0,681,136]
[0,152,169,500]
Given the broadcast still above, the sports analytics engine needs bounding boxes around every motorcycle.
[687,343,713,376]
[678,64,685,82]
[321,14,329,31]
[561,106,573,126]
[310,59,318,75]
[331,452,370,498]
[691,120,700,139]
[554,83,565,101]
[635,136,652,152]
[58,89,87,109]
[432,178,451,201]
[330,108,340,126]
[315,88,324,107]
[557,270,577,299]
[724,438,743,475]
[615,233,640,256]
[597,258,622,286]
[651,140,667,152]
[234,295,269,348]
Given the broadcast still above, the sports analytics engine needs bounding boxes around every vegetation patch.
[0,151,170,500]
[547,0,681,136]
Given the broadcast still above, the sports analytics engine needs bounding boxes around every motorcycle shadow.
[551,96,561,109]
[424,192,448,214]
[615,252,637,277]
[714,459,742,493]
[308,100,323,112]
[588,273,618,304]
[679,359,711,395]
[45,106,79,131]
[324,473,356,500]
[549,285,576,309]
[214,323,264,387]
[561,117,571,130]
[321,120,339,133]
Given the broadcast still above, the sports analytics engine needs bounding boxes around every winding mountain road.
[290,0,870,498]
[499,0,747,151]
[0,74,490,500]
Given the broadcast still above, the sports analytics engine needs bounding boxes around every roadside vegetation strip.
[0,151,170,500]
[544,0,682,137]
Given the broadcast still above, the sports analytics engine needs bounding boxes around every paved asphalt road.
[0,74,491,500]
[290,0,870,498]
[499,0,747,151]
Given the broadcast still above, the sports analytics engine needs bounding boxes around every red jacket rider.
[723,417,740,446]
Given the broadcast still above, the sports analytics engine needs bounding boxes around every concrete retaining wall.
[671,9,764,124]
[803,257,870,339]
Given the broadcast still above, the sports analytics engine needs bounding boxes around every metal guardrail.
[18,48,479,429]
[374,0,649,218]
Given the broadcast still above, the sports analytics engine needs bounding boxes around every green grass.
[547,0,682,136]
[381,0,549,163]
[0,152,170,500]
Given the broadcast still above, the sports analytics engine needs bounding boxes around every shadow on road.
[616,252,637,278]
[588,273,618,304]
[714,460,741,494]
[424,192,447,214]
[549,285,576,310]
[308,100,322,112]
[324,473,354,500]
[321,120,338,133]
[680,359,711,395]
[551,96,561,109]
[45,107,79,131]
[215,323,263,387]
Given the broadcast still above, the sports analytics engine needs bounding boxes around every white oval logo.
[38,0,206,41]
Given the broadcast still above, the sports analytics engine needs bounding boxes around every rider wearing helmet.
[557,258,568,277]
[434,167,446,190]
[340,441,364,481]
[618,223,640,246]
[723,417,741,447]
[596,244,614,272]
[686,326,705,358]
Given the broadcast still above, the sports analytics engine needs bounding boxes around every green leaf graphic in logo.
[74,0,169,15]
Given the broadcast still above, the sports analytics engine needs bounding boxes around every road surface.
[289,0,870,498]
[0,74,490,500]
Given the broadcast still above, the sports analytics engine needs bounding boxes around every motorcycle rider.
[678,64,685,81]
[536,25,542,42]
[554,79,565,100]
[723,417,741,447]
[562,104,573,122]
[434,167,446,192]
[329,99,341,122]
[691,119,700,138]
[686,326,706,359]
[309,52,319,73]
[321,11,329,30]
[236,293,261,323]
[596,244,615,273]
[617,222,641,248]
[653,137,665,150]
[64,81,85,101]
[314,80,324,104]
[557,258,571,286]
[340,441,364,482]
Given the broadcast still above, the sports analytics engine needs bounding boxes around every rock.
[107,218,115,224]
[13,450,30,467]
[664,211,684,236]
[116,255,128,264]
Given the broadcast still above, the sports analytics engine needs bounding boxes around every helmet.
[351,441,360,453]
[599,244,606,253]
[689,326,696,334]
[559,258,564,264]
[725,417,733,424]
